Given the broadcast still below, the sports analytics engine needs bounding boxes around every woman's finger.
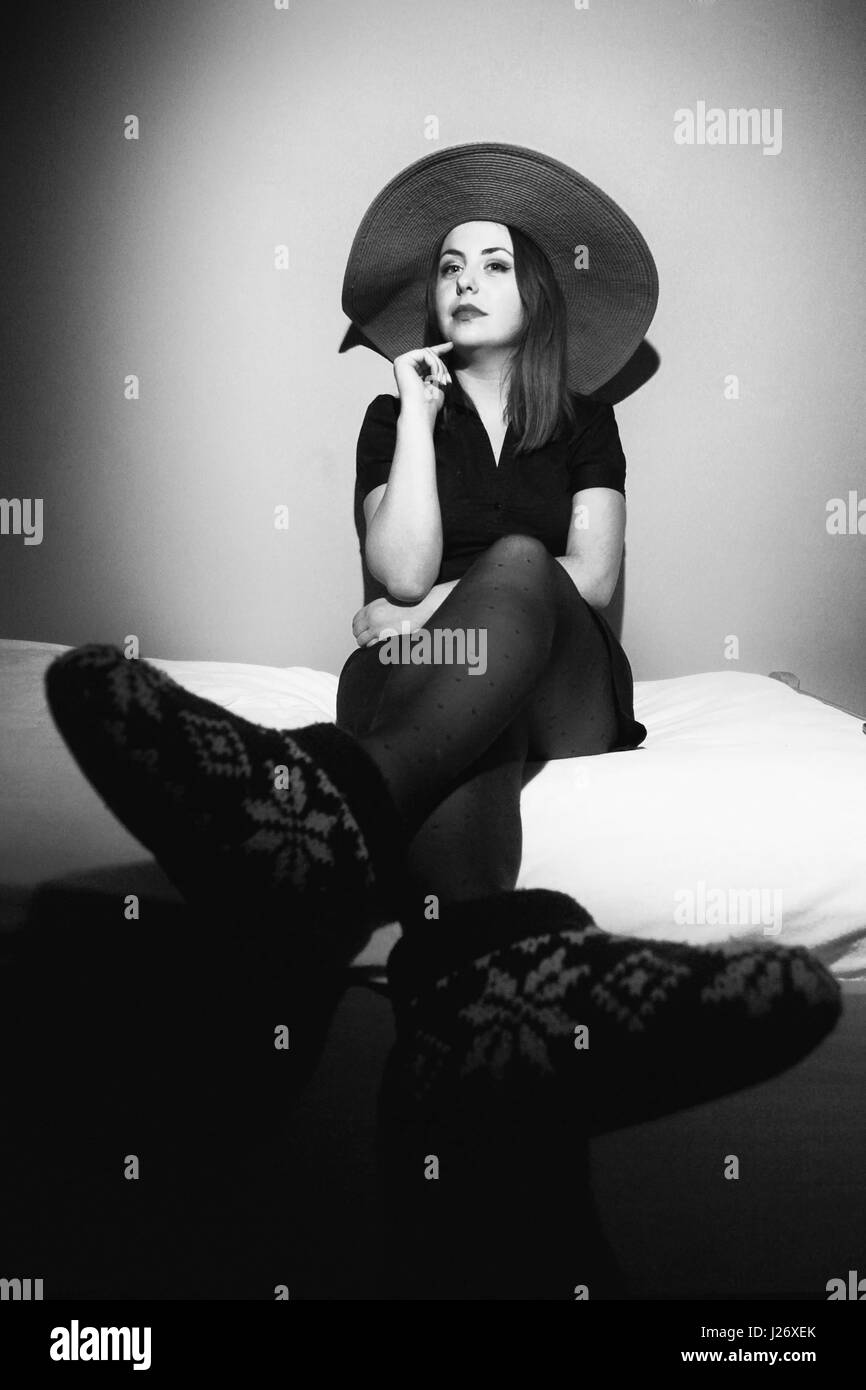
[410,346,453,395]
[417,351,439,380]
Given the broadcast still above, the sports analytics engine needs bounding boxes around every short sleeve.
[566,400,627,496]
[356,393,399,500]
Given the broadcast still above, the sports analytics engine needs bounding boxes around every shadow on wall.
[591,340,661,639]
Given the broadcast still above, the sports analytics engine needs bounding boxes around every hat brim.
[338,320,393,362]
[339,141,658,397]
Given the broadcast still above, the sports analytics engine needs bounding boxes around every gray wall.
[3,0,864,712]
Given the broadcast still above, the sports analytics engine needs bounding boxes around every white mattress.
[3,640,865,979]
[145,656,866,979]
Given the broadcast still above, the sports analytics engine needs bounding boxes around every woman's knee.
[486,533,553,567]
[476,535,559,598]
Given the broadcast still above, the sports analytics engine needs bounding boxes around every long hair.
[422,224,578,453]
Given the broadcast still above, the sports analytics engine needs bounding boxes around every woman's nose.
[456,268,477,293]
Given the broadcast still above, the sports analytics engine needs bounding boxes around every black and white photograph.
[1,0,865,1349]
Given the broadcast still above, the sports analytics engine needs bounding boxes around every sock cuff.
[388,887,597,1006]
[291,720,410,901]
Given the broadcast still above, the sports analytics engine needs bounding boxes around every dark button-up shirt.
[354,383,627,586]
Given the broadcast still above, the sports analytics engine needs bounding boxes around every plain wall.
[2,0,864,712]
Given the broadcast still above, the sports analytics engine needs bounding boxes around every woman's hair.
[422,223,578,453]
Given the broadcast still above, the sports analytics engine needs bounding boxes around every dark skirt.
[580,602,647,752]
[336,601,647,755]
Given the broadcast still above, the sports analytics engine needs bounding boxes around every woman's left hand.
[352,598,420,647]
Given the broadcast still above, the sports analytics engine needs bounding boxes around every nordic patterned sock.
[384,887,843,1135]
[44,644,410,964]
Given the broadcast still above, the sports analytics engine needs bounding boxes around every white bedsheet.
[144,656,866,979]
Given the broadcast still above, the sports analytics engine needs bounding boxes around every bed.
[2,636,865,1300]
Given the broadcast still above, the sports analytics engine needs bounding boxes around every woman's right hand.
[393,343,454,422]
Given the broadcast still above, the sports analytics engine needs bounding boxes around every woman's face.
[434,221,525,357]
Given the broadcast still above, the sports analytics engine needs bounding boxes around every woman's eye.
[440,261,510,275]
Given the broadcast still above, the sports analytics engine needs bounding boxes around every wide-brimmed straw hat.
[338,141,658,396]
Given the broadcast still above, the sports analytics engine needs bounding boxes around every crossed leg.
[337,532,619,920]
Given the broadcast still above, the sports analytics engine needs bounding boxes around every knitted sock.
[44,644,409,964]
[385,888,843,1135]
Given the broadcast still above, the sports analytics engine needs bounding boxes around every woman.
[45,144,840,1142]
[337,214,645,930]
